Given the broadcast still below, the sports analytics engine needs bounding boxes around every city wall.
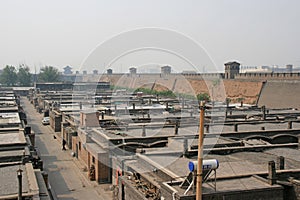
[95,74,263,104]
[67,72,300,105]
[235,72,300,80]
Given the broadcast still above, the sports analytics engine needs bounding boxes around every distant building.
[107,69,113,75]
[83,70,87,75]
[35,82,73,91]
[224,61,240,79]
[286,64,293,73]
[129,67,137,75]
[93,70,98,75]
[182,70,197,74]
[161,66,171,75]
[79,110,100,128]
[240,66,271,73]
[241,64,296,73]
[63,66,73,75]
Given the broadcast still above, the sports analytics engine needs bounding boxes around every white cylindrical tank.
[188,159,219,172]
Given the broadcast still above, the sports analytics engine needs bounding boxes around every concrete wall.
[202,188,283,200]
[160,182,283,200]
[258,81,300,109]
[80,111,100,127]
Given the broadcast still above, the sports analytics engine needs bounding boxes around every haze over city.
[0,0,299,73]
[3,1,300,200]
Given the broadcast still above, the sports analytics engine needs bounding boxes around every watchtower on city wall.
[224,61,240,79]
[72,61,300,105]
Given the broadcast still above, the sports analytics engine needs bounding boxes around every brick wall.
[72,136,89,168]
[50,110,62,132]
[117,177,148,200]
[89,153,110,183]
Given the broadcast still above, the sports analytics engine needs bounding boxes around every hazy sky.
[0,0,299,72]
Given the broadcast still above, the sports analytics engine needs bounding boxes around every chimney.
[80,110,100,128]
[142,125,146,136]
[277,156,285,170]
[234,124,238,132]
[288,121,293,129]
[24,126,31,135]
[206,125,210,133]
[262,105,266,120]
[183,138,188,156]
[174,122,179,135]
[268,161,276,185]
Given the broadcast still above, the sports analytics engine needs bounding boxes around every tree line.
[0,65,60,86]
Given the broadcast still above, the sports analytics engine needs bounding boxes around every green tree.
[18,65,32,86]
[38,66,60,82]
[237,97,245,103]
[0,65,17,86]
[197,93,210,102]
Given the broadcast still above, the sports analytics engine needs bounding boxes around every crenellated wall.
[63,71,300,106]
[235,72,300,80]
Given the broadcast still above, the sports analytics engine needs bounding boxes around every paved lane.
[21,97,112,200]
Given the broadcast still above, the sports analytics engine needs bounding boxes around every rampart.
[68,71,300,105]
[94,73,263,104]
[235,72,300,80]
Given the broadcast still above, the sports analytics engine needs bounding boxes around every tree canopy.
[0,65,18,86]
[197,93,210,102]
[18,65,32,86]
[38,66,60,82]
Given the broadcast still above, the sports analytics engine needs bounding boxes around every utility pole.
[196,101,205,200]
